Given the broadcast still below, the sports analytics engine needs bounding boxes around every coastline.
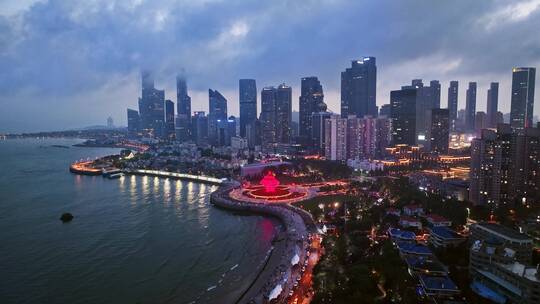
[211,183,317,304]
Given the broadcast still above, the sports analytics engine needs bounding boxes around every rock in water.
[60,213,74,223]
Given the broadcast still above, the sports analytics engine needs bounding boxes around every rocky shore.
[210,184,317,304]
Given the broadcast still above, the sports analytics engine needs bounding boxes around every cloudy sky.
[1,0,540,132]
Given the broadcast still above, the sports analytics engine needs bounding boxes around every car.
[288,290,294,297]
[294,281,299,287]
[302,266,306,272]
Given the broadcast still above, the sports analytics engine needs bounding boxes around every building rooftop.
[430,227,463,240]
[426,214,451,223]
[397,242,433,256]
[405,256,447,274]
[500,262,539,282]
[419,274,460,292]
[475,222,532,242]
[389,228,416,240]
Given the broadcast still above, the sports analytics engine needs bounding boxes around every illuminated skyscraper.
[208,89,228,145]
[510,67,536,130]
[341,57,377,118]
[176,72,192,141]
[138,71,165,138]
[299,77,324,145]
[239,79,257,138]
[127,108,140,137]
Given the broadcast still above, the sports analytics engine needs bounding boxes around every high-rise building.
[469,124,540,206]
[510,67,536,130]
[138,71,165,138]
[260,84,292,149]
[347,116,391,160]
[165,100,175,139]
[107,116,114,128]
[299,77,324,145]
[465,82,477,131]
[429,108,449,154]
[324,115,348,161]
[239,79,257,138]
[260,86,277,148]
[448,81,459,131]
[390,87,417,145]
[176,73,192,141]
[127,108,140,137]
[430,80,441,109]
[379,104,391,117]
[312,111,333,155]
[475,111,487,133]
[486,82,499,128]
[276,84,292,144]
[192,111,208,145]
[341,57,377,118]
[208,89,228,145]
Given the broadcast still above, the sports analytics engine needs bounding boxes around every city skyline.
[1,0,540,132]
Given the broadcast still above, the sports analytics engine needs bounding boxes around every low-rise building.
[399,215,422,229]
[428,226,465,248]
[426,214,452,227]
[403,204,424,216]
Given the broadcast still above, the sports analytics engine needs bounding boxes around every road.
[287,235,322,304]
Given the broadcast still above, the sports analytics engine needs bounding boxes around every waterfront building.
[165,100,175,140]
[429,108,449,154]
[208,89,228,146]
[465,82,477,131]
[192,111,208,146]
[324,115,347,161]
[299,76,324,146]
[127,108,140,137]
[239,79,257,138]
[138,71,165,138]
[341,57,377,118]
[510,67,536,130]
[448,81,459,131]
[176,72,192,141]
[487,82,499,128]
[390,87,417,145]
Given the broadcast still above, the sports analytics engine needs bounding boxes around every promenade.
[211,184,318,304]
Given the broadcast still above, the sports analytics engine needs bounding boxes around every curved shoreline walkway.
[211,183,317,304]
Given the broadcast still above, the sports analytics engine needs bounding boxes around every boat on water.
[107,172,125,179]
[102,168,122,177]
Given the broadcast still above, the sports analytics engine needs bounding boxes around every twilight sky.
[1,0,540,132]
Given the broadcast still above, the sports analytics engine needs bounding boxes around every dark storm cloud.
[0,0,539,132]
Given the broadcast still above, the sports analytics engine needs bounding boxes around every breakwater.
[211,184,317,304]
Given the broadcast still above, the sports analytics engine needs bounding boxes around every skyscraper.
[448,81,459,130]
[510,67,536,130]
[465,82,477,131]
[486,82,499,128]
[208,89,228,145]
[299,77,324,145]
[347,116,391,160]
[192,111,208,145]
[165,100,175,139]
[260,86,277,148]
[379,104,391,117]
[138,71,165,138]
[312,111,332,155]
[127,108,140,137]
[176,72,192,141]
[341,57,377,118]
[276,84,293,144]
[429,108,449,154]
[390,88,417,145]
[239,79,257,138]
[430,80,441,109]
